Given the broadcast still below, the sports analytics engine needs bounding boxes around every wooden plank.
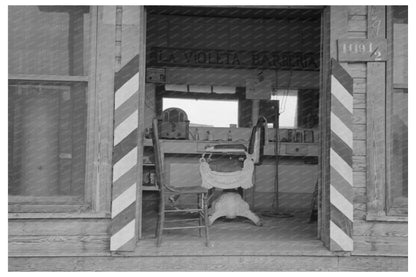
[94,6,117,212]
[368,6,386,39]
[337,256,407,271]
[353,78,366,94]
[136,6,147,240]
[353,235,408,256]
[349,6,367,16]
[9,235,109,257]
[353,156,366,172]
[8,212,109,219]
[354,203,367,219]
[8,74,89,82]
[353,124,366,140]
[353,93,366,109]
[8,255,408,271]
[366,62,386,216]
[353,187,366,203]
[348,31,367,39]
[353,171,366,188]
[9,219,110,236]
[353,139,366,156]
[353,220,408,237]
[8,205,90,213]
[344,63,367,78]
[84,6,99,209]
[348,18,367,32]
[353,108,366,124]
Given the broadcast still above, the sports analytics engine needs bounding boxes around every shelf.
[142,185,159,191]
[143,163,155,166]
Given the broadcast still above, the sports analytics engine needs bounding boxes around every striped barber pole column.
[110,55,140,251]
[329,59,354,251]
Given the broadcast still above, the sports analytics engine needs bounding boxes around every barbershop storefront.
[8,6,408,271]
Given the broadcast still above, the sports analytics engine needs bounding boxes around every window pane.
[163,98,238,128]
[8,83,87,197]
[388,6,408,215]
[8,6,90,76]
[389,88,408,214]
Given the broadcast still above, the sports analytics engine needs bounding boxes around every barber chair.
[199,117,267,226]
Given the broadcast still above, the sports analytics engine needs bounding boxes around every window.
[8,6,92,211]
[163,98,238,127]
[387,6,408,216]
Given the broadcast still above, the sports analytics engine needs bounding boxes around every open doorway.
[140,6,324,250]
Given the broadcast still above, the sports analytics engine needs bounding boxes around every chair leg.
[198,194,202,237]
[203,192,210,247]
[156,194,165,247]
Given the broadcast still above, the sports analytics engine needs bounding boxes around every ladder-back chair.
[152,118,210,247]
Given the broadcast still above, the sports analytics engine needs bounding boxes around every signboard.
[150,47,320,71]
[337,38,387,62]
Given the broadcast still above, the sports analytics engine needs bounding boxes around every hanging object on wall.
[246,72,272,100]
[146,67,166,83]
[329,58,354,252]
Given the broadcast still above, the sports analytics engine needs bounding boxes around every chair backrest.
[248,116,267,165]
[151,118,165,191]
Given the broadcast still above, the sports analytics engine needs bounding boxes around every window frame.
[8,6,103,215]
[385,5,408,217]
[366,6,408,221]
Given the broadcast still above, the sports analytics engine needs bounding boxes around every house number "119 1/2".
[337,39,387,62]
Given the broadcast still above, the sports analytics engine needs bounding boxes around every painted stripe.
[331,112,353,149]
[114,55,139,91]
[114,90,139,128]
[330,221,353,251]
[114,73,139,110]
[330,185,353,221]
[113,129,138,165]
[110,202,136,235]
[331,59,353,95]
[110,220,136,251]
[330,166,353,201]
[330,149,353,185]
[331,75,353,113]
[331,205,353,237]
[331,95,352,128]
[330,238,346,252]
[113,147,137,182]
[111,184,137,218]
[114,110,138,146]
[331,131,353,166]
[113,166,137,199]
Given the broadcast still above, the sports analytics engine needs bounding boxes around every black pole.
[272,102,280,211]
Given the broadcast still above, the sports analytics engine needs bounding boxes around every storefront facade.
[8,6,407,271]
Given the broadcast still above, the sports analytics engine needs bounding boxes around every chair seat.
[166,186,209,194]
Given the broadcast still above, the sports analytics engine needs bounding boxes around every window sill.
[366,214,408,222]
[8,212,110,220]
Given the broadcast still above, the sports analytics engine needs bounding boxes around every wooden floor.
[135,208,334,257]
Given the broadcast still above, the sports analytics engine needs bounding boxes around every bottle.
[227,129,232,141]
[195,128,200,141]
[206,130,213,141]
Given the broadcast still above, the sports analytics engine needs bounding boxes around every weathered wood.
[353,187,366,203]
[353,220,408,237]
[353,108,366,124]
[354,203,367,220]
[337,256,407,271]
[353,124,366,140]
[9,235,109,257]
[353,171,366,188]
[345,63,367,78]
[353,139,366,156]
[94,6,117,213]
[353,235,408,256]
[353,93,366,109]
[348,17,367,32]
[8,255,408,271]
[9,219,110,236]
[349,6,367,16]
[8,74,89,82]
[347,31,367,39]
[353,78,366,94]
[8,212,109,219]
[353,156,366,172]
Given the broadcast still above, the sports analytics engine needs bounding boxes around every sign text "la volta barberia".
[150,47,320,71]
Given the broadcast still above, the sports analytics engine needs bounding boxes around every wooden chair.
[152,118,210,247]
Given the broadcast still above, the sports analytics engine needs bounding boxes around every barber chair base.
[209,192,262,226]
